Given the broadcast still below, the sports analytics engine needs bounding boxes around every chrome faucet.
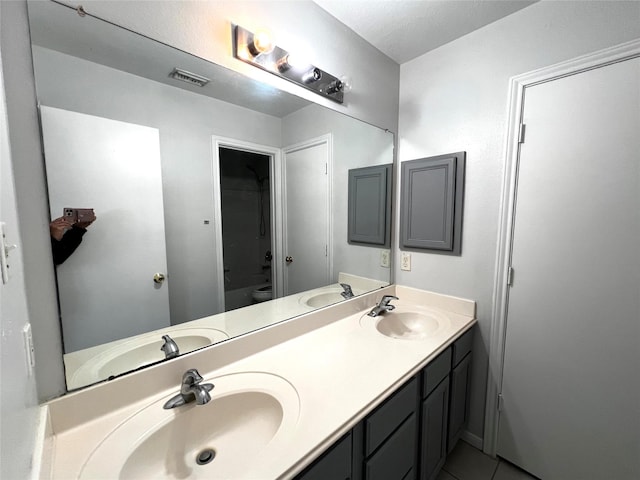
[368,295,399,317]
[160,335,180,359]
[340,283,354,299]
[163,369,214,409]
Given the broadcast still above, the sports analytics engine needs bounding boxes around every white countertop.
[64,273,388,390]
[43,285,476,479]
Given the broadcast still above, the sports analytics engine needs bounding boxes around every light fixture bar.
[233,25,345,104]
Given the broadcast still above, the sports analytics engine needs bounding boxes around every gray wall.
[396,0,640,444]
[0,45,43,480]
[0,1,66,401]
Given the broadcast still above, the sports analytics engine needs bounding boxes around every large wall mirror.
[28,1,393,391]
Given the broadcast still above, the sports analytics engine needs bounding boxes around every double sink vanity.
[39,285,475,479]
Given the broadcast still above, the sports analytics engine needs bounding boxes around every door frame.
[484,38,640,456]
[211,136,282,311]
[282,134,333,296]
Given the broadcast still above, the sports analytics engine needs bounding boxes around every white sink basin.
[70,328,229,387]
[361,305,450,340]
[299,287,362,308]
[79,372,300,479]
[302,291,346,308]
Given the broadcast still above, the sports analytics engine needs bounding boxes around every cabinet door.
[296,433,352,480]
[420,378,449,480]
[365,414,416,480]
[348,163,392,247]
[448,353,472,452]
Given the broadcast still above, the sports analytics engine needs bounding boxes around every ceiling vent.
[169,68,210,87]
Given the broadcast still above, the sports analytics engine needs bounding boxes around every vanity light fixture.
[233,25,347,104]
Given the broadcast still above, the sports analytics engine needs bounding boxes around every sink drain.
[196,448,216,465]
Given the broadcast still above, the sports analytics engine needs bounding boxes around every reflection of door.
[497,58,639,479]
[283,136,331,295]
[40,106,170,352]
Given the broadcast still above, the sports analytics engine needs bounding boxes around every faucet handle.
[340,283,354,298]
[160,335,180,359]
[381,295,399,306]
[182,368,204,385]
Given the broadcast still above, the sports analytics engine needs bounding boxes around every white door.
[40,106,170,352]
[283,138,331,295]
[497,58,640,479]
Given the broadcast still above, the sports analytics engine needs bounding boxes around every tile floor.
[436,440,539,480]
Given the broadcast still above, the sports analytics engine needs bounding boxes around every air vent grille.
[169,68,210,87]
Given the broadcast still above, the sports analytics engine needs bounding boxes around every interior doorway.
[218,147,274,311]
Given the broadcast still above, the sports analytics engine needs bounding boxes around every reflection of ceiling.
[28,1,311,118]
[313,0,538,64]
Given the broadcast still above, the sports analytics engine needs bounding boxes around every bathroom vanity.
[295,328,473,480]
[38,285,475,479]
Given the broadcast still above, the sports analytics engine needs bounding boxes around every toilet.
[251,284,272,303]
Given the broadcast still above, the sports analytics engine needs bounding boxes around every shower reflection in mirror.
[218,147,273,310]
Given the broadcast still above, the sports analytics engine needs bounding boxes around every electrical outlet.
[380,249,390,268]
[401,251,411,271]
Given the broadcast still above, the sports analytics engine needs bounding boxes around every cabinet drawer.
[365,414,416,480]
[296,432,352,480]
[365,377,418,456]
[422,348,451,398]
[452,328,473,367]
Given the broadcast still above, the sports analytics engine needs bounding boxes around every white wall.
[396,0,640,443]
[282,104,394,283]
[0,0,66,403]
[0,49,41,480]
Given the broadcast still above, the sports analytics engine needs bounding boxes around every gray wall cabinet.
[400,152,465,255]
[295,327,474,480]
[348,164,392,247]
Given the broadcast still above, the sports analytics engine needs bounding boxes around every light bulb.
[249,29,274,56]
[340,75,353,93]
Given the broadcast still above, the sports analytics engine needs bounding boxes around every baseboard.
[461,430,483,450]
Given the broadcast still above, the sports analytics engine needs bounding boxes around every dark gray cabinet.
[348,164,392,247]
[420,378,449,480]
[365,414,417,480]
[295,327,474,480]
[400,152,465,255]
[363,377,418,480]
[296,432,352,480]
[447,328,473,452]
[448,352,471,453]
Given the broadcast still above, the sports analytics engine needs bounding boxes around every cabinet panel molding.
[400,152,465,255]
[348,163,392,247]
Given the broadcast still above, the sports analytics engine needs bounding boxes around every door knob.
[153,273,166,284]
[285,256,293,264]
